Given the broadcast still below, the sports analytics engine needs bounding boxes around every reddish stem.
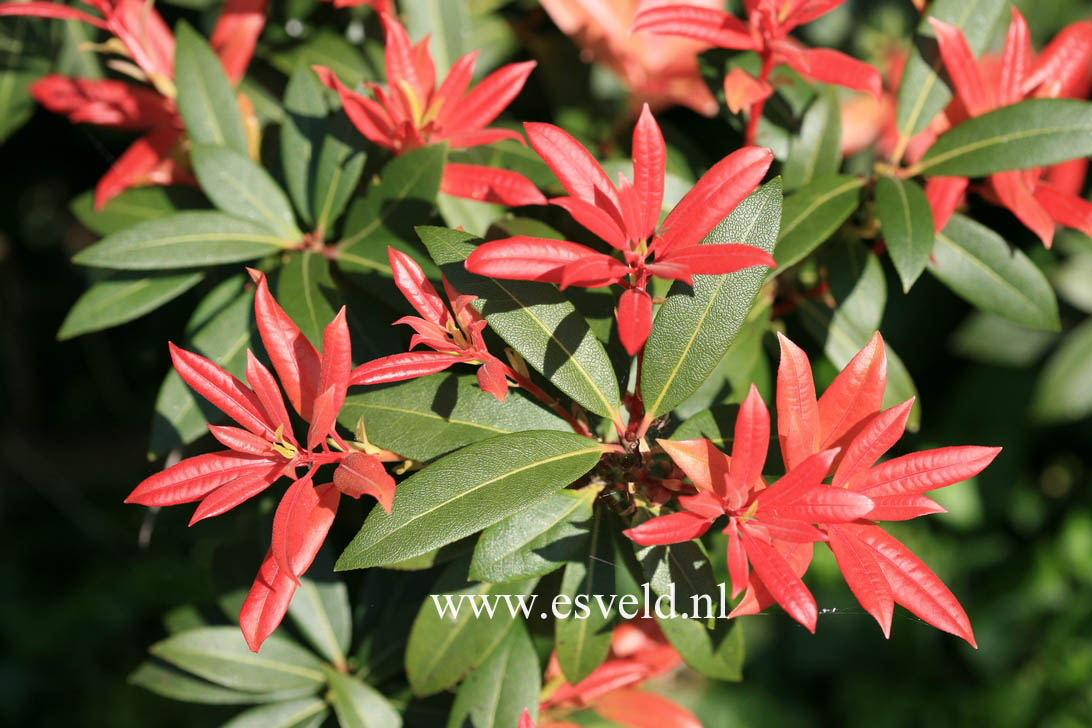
[744,53,776,147]
[501,363,593,438]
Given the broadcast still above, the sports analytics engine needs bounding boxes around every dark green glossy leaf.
[446,619,540,728]
[893,0,1006,147]
[950,311,1057,367]
[1032,318,1092,423]
[641,179,782,419]
[281,65,325,227]
[191,144,301,240]
[916,99,1092,177]
[875,176,934,292]
[774,175,863,273]
[783,87,841,192]
[70,186,209,236]
[221,698,329,728]
[405,557,536,696]
[337,431,604,569]
[312,107,366,236]
[555,505,615,684]
[339,373,570,463]
[469,487,596,583]
[325,667,402,728]
[174,21,249,155]
[287,577,352,669]
[73,212,288,270]
[128,662,312,705]
[420,226,623,422]
[275,251,343,348]
[57,270,204,340]
[929,213,1060,330]
[149,627,325,693]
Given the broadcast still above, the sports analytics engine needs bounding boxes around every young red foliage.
[312,13,545,207]
[465,105,775,354]
[126,271,396,652]
[0,0,267,207]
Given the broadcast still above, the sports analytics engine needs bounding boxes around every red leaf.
[623,511,715,546]
[319,307,351,415]
[440,164,546,206]
[755,448,839,512]
[1034,182,1092,239]
[632,104,666,239]
[388,247,450,326]
[442,61,537,139]
[726,385,769,509]
[379,13,429,106]
[864,494,946,521]
[107,0,176,80]
[524,122,619,211]
[550,196,628,250]
[999,7,1032,106]
[307,386,339,451]
[991,170,1055,248]
[312,66,396,148]
[728,541,813,618]
[677,490,723,519]
[245,351,294,438]
[631,4,755,49]
[209,0,267,84]
[657,243,776,275]
[739,527,818,631]
[333,452,397,512]
[126,451,278,506]
[786,48,882,99]
[250,270,323,419]
[476,356,509,402]
[0,3,109,29]
[169,342,272,437]
[189,463,285,524]
[271,471,319,582]
[831,399,914,486]
[617,287,653,355]
[781,0,847,31]
[923,176,968,233]
[545,660,650,707]
[1023,20,1092,97]
[775,333,821,469]
[817,331,886,452]
[722,68,773,114]
[929,17,993,116]
[208,425,271,456]
[432,50,477,125]
[239,483,339,652]
[29,76,173,129]
[656,146,772,254]
[93,126,181,209]
[464,236,605,284]
[350,351,457,385]
[845,445,1001,497]
[764,484,873,523]
[518,708,535,728]
[592,689,702,728]
[559,256,630,289]
[825,523,894,637]
[444,127,526,148]
[726,520,748,598]
[657,438,731,498]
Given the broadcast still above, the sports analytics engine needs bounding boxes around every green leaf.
[783,87,842,192]
[312,106,367,236]
[446,619,540,728]
[774,175,863,273]
[268,29,374,89]
[281,65,326,227]
[451,142,556,192]
[275,251,343,348]
[129,662,312,705]
[420,226,623,422]
[893,0,1006,148]
[70,186,209,237]
[336,145,447,278]
[337,431,603,569]
[191,144,301,241]
[437,191,503,237]
[636,537,744,681]
[57,270,204,339]
[355,570,438,685]
[930,213,1060,330]
[0,18,44,144]
[287,577,352,669]
[73,212,288,270]
[149,627,326,693]
[221,698,329,728]
[469,487,596,583]
[405,557,536,696]
[324,667,403,728]
[671,404,741,448]
[1032,318,1092,423]
[915,99,1092,176]
[641,179,782,419]
[875,176,934,292]
[148,284,256,458]
[403,0,471,77]
[555,505,616,683]
[174,21,249,155]
[338,373,571,463]
[950,311,1058,367]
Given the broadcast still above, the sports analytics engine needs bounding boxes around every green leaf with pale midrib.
[555,505,615,684]
[773,175,863,274]
[287,576,352,668]
[58,270,204,339]
[446,619,540,728]
[324,667,402,728]
[220,698,329,728]
[191,144,301,240]
[174,21,249,155]
[875,176,934,292]
[1032,318,1092,423]
[783,88,841,192]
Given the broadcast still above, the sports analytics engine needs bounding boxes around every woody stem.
[745,53,776,147]
[501,363,593,438]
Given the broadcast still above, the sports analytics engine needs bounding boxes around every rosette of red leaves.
[312,12,545,207]
[125,270,397,651]
[0,0,267,208]
[626,332,999,644]
[465,104,776,354]
[520,619,700,728]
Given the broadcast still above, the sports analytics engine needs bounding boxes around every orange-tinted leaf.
[726,385,769,508]
[826,522,894,637]
[443,61,537,138]
[333,452,397,512]
[789,48,882,99]
[440,164,547,206]
[306,386,339,451]
[991,170,1055,248]
[271,471,319,582]
[189,464,285,524]
[775,333,820,469]
[924,176,968,233]
[657,438,731,498]
[1034,182,1092,239]
[94,126,182,209]
[632,104,666,239]
[929,17,992,116]
[623,511,715,546]
[209,0,267,83]
[349,351,457,385]
[476,356,509,402]
[845,445,1001,497]
[525,122,619,210]
[657,243,775,275]
[551,196,628,250]
[831,399,914,486]
[592,689,702,728]
[617,287,653,355]
[739,527,818,631]
[631,4,754,49]
[250,271,322,420]
[999,7,1032,106]
[817,331,886,451]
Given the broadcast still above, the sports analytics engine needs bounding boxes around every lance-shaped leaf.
[446,619,540,728]
[58,269,204,339]
[893,0,1007,151]
[405,557,536,696]
[875,176,934,292]
[915,99,1092,177]
[128,661,315,705]
[783,88,842,192]
[641,179,782,421]
[1032,318,1092,423]
[556,505,616,684]
[71,186,208,236]
[774,175,863,273]
[929,213,1059,330]
[419,226,623,422]
[339,373,570,463]
[286,576,352,668]
[470,487,596,584]
[324,667,403,728]
[403,0,471,77]
[220,698,329,728]
[149,628,325,693]
[73,212,289,270]
[338,431,603,569]
[191,144,302,241]
[174,21,249,155]
[275,251,345,348]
